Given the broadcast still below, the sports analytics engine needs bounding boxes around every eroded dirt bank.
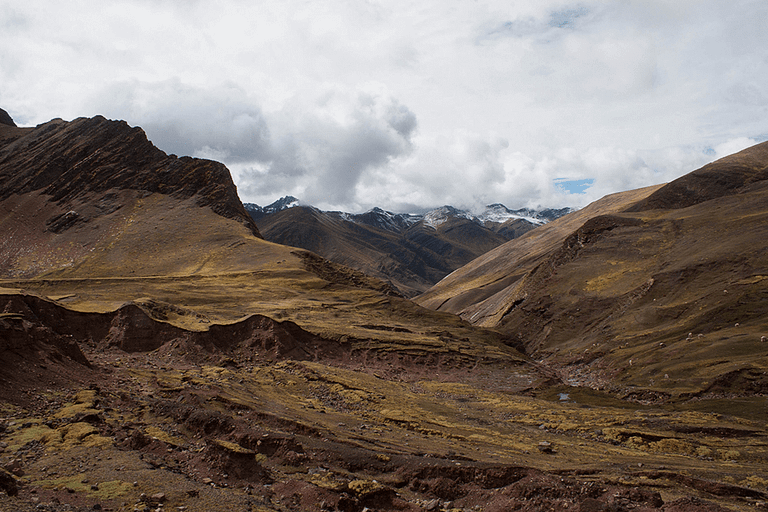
[1,293,767,512]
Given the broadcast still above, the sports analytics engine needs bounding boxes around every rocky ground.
[2,295,767,512]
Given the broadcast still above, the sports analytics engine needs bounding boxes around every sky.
[2,1,768,214]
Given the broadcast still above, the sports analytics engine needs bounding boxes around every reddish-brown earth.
[2,291,760,512]
[1,112,767,511]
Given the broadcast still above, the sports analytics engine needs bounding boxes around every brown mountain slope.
[256,206,511,297]
[0,116,267,280]
[418,142,768,400]
[1,113,766,511]
[0,117,257,234]
[0,115,517,362]
[416,184,663,319]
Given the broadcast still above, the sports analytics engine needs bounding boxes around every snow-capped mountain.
[243,196,300,220]
[347,207,422,233]
[422,206,475,229]
[247,197,573,232]
[476,204,574,226]
[246,196,575,297]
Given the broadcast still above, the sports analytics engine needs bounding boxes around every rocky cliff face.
[0,114,259,237]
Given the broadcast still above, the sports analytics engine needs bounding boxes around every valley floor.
[1,337,767,511]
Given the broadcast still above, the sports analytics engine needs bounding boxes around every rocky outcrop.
[0,292,339,361]
[0,306,91,367]
[0,115,260,237]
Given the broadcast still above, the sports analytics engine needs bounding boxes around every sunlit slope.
[418,142,768,395]
[415,184,662,322]
[0,115,530,369]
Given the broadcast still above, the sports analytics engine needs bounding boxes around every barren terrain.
[1,114,767,511]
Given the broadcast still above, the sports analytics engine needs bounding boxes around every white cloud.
[1,0,767,213]
[91,80,271,162]
[712,137,761,160]
[228,84,417,211]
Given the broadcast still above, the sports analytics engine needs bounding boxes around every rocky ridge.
[0,115,259,237]
[1,109,766,512]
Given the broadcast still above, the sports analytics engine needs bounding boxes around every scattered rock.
[149,492,166,504]
[537,441,555,454]
[0,468,18,496]
[3,459,23,477]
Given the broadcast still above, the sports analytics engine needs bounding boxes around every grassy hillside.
[418,143,768,403]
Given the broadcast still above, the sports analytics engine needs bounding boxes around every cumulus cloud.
[92,80,271,163]
[89,79,417,211]
[247,86,417,210]
[2,0,768,213]
[247,93,407,207]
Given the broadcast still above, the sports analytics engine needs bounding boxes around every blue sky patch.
[555,178,595,194]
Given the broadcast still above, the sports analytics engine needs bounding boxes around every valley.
[1,112,767,511]
[246,200,570,298]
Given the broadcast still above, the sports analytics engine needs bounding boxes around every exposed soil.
[1,292,766,512]
[2,116,768,511]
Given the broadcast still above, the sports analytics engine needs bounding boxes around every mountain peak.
[423,205,474,228]
[244,196,300,220]
[0,115,260,237]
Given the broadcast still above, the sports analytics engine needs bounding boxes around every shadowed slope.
[256,206,511,297]
[0,108,17,127]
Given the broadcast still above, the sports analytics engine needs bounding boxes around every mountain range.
[1,108,767,512]
[245,198,572,296]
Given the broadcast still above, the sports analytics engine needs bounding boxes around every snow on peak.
[423,206,474,229]
[352,207,421,232]
[244,196,300,216]
[476,204,553,226]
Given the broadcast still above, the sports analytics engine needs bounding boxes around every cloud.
[711,137,762,160]
[230,85,417,211]
[349,130,510,213]
[2,0,767,214]
[92,80,271,163]
[89,79,418,211]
